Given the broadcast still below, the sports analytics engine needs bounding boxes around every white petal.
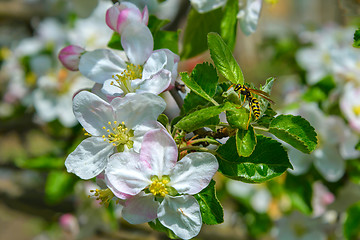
[190,0,227,13]
[122,193,159,224]
[65,137,114,179]
[102,79,125,97]
[137,70,171,95]
[73,91,115,136]
[111,93,166,129]
[140,129,178,176]
[287,147,313,175]
[142,51,167,79]
[170,152,218,195]
[237,0,262,36]
[121,23,153,65]
[132,121,164,152]
[105,152,151,197]
[79,49,127,83]
[158,195,202,240]
[314,145,345,182]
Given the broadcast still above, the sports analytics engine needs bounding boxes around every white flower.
[340,83,360,132]
[287,103,360,182]
[105,129,219,239]
[190,0,263,35]
[78,23,179,97]
[65,91,166,179]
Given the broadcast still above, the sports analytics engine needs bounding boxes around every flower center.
[102,121,134,152]
[149,176,171,197]
[111,64,143,94]
[90,188,114,207]
[353,105,360,116]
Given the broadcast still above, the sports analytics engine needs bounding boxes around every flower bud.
[105,2,149,34]
[58,45,85,71]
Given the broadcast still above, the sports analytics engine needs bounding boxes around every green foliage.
[181,8,223,59]
[208,32,244,84]
[256,107,277,128]
[220,0,239,50]
[175,102,233,132]
[343,202,360,240]
[107,32,122,50]
[148,15,170,33]
[303,75,336,102]
[269,115,318,154]
[16,156,64,170]
[236,126,257,157]
[148,219,178,239]
[181,63,219,114]
[194,180,224,225]
[353,28,360,48]
[225,105,249,130]
[157,114,169,128]
[153,30,179,54]
[258,77,275,115]
[285,174,313,214]
[217,135,293,183]
[45,170,76,204]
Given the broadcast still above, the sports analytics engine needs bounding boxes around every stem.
[253,126,270,131]
[179,146,218,155]
[189,137,220,145]
[210,98,220,106]
[169,87,184,108]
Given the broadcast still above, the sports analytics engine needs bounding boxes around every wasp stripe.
[250,98,260,118]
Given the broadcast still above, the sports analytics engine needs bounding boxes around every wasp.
[231,84,274,128]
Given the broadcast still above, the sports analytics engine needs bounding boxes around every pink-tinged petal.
[58,45,85,71]
[158,195,202,239]
[116,8,143,33]
[111,93,166,129]
[65,137,114,179]
[142,5,149,25]
[105,3,121,31]
[137,70,171,95]
[132,121,164,152]
[170,152,218,195]
[121,23,153,65]
[105,152,151,197]
[78,49,127,84]
[122,193,159,224]
[140,129,178,176]
[73,91,115,136]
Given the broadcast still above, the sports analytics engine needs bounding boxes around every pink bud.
[105,2,149,34]
[58,45,85,71]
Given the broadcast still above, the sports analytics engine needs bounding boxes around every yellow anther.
[102,126,106,129]
[121,121,125,125]
[114,121,117,124]
[108,121,111,125]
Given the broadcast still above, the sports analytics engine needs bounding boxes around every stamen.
[111,64,143,94]
[89,188,114,207]
[149,176,171,197]
[101,120,134,152]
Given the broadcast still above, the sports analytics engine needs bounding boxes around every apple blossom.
[58,45,85,71]
[340,83,360,132]
[106,1,149,34]
[105,129,219,239]
[78,23,179,97]
[65,91,166,179]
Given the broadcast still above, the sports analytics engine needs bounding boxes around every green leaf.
[236,126,257,157]
[194,180,224,225]
[45,170,76,204]
[220,0,238,50]
[347,160,360,185]
[181,72,217,106]
[157,114,169,128]
[147,15,170,34]
[217,135,292,183]
[148,219,178,239]
[153,30,179,54]
[344,202,360,240]
[175,102,232,132]
[16,156,64,170]
[181,8,223,59]
[285,174,312,214]
[181,63,219,114]
[226,105,249,130]
[258,77,276,115]
[353,28,360,48]
[256,107,277,128]
[107,32,123,50]
[269,115,318,154]
[207,32,244,84]
[356,140,360,151]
